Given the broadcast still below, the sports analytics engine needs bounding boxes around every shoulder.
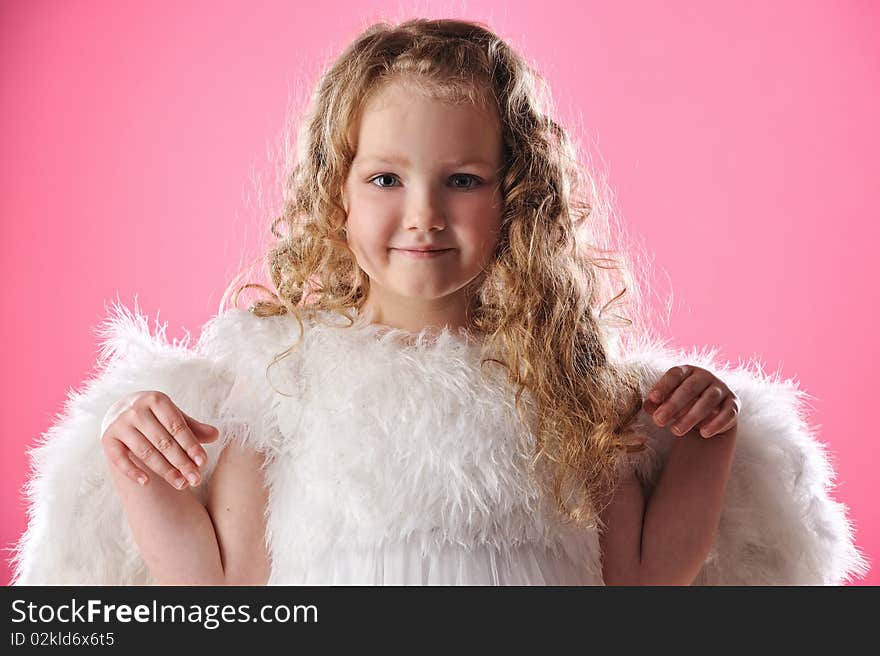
[202,308,314,457]
[196,308,310,367]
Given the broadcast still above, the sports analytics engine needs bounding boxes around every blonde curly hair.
[223,18,650,527]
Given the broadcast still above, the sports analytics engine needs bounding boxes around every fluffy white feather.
[618,335,869,584]
[11,300,233,584]
[10,302,869,585]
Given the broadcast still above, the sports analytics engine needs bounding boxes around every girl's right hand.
[100,391,219,490]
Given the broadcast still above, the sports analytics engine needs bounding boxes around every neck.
[361,287,477,335]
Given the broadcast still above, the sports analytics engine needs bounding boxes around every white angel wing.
[617,336,869,585]
[11,301,238,585]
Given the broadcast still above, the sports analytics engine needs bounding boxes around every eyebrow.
[357,154,496,168]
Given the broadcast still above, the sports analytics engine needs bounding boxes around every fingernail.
[187,473,199,486]
[655,412,666,424]
[648,391,660,402]
[671,425,684,435]
[137,475,147,486]
[174,477,186,489]
[194,454,205,467]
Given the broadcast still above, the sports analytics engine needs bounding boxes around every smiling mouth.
[390,248,454,258]
[393,248,453,252]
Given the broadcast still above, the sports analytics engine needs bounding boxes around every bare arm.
[638,426,737,585]
[600,427,737,585]
[108,441,270,585]
[598,468,645,585]
[205,442,271,585]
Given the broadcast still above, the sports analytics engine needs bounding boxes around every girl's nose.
[405,213,447,232]
[404,189,447,232]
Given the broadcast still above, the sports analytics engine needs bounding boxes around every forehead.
[353,81,502,165]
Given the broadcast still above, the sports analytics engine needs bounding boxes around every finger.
[137,408,203,487]
[669,383,728,436]
[154,403,211,468]
[103,436,149,486]
[653,370,712,427]
[646,395,697,426]
[646,396,696,418]
[694,405,723,431]
[121,420,190,490]
[184,414,220,446]
[697,394,741,438]
[646,365,693,407]
[669,396,699,422]
[126,452,152,485]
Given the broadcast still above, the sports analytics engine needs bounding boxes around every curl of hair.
[223,18,650,528]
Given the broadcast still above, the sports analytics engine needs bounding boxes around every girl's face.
[343,81,504,331]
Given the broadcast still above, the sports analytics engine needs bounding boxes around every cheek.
[348,218,395,254]
[461,190,502,238]
[345,192,395,244]
[460,213,502,257]
[344,214,397,276]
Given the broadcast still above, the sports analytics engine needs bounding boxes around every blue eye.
[369,173,400,188]
[367,174,483,189]
[450,174,482,189]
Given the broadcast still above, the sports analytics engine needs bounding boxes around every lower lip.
[391,249,454,259]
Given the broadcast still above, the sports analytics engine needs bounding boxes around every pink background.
[2,0,877,585]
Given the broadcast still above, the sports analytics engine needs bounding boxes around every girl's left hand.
[643,365,740,438]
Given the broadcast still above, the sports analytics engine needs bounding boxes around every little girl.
[12,18,867,586]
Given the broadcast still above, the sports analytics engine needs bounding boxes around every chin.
[389,283,463,301]
[397,290,454,301]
